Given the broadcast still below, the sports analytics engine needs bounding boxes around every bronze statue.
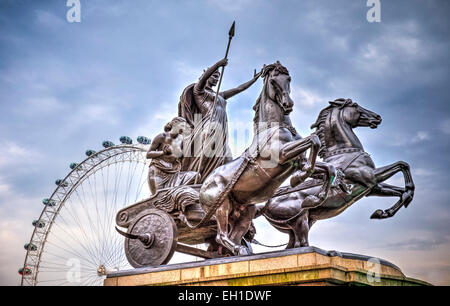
[188,62,322,256]
[260,99,415,247]
[114,23,416,269]
[178,59,262,183]
[146,117,200,194]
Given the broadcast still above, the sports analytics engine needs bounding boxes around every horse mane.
[311,106,332,158]
[253,61,290,126]
[311,98,355,158]
[261,61,289,78]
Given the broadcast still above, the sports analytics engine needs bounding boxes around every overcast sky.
[0,0,449,285]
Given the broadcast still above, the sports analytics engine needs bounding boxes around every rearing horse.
[195,62,321,256]
[262,99,415,248]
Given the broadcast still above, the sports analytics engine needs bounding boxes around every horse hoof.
[236,246,251,256]
[402,191,414,208]
[370,209,385,219]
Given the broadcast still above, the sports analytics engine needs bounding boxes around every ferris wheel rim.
[21,143,149,286]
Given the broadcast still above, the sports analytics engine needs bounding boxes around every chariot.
[115,185,222,268]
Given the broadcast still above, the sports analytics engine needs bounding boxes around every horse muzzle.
[281,94,294,114]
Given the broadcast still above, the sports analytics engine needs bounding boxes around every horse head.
[262,61,294,114]
[312,98,382,157]
[330,98,382,129]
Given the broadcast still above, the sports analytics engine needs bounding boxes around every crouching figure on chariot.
[146,116,200,195]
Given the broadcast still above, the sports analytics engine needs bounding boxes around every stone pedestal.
[104,246,430,286]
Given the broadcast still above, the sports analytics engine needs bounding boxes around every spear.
[212,21,235,107]
[194,21,235,184]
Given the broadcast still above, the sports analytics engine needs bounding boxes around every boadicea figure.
[146,117,200,194]
[178,58,262,183]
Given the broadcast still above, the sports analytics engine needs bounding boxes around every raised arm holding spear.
[178,22,263,183]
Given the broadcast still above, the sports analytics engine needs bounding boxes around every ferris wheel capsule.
[120,136,132,144]
[102,141,115,148]
[32,220,45,228]
[69,162,80,170]
[85,150,96,157]
[55,179,68,187]
[24,243,37,251]
[42,198,56,207]
[137,136,151,145]
[18,267,32,276]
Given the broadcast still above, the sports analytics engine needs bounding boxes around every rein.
[323,147,363,159]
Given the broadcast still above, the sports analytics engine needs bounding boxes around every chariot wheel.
[124,208,178,268]
[20,137,152,286]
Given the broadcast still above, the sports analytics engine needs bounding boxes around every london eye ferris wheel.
[20,136,152,286]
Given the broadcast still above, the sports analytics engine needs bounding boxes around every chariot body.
[115,184,223,267]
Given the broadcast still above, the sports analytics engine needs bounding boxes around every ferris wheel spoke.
[70,187,104,260]
[76,179,107,252]
[104,162,126,262]
[59,201,101,261]
[85,174,108,262]
[108,160,140,253]
[54,206,101,264]
[102,165,122,258]
[110,234,126,267]
[123,160,139,208]
[44,238,98,268]
[101,165,116,255]
[134,165,148,203]
[50,214,105,268]
[101,162,127,260]
[104,238,126,269]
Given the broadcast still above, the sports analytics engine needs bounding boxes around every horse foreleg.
[215,197,249,256]
[368,183,405,197]
[370,162,415,219]
[229,205,256,255]
[291,161,335,188]
[368,183,406,219]
[374,161,415,193]
[279,135,321,182]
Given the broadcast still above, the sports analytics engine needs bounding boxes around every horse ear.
[328,100,337,106]
[329,98,345,107]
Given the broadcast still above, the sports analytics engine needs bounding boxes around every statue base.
[104,246,430,286]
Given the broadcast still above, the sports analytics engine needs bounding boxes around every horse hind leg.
[370,161,415,219]
[286,231,296,249]
[288,212,310,248]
